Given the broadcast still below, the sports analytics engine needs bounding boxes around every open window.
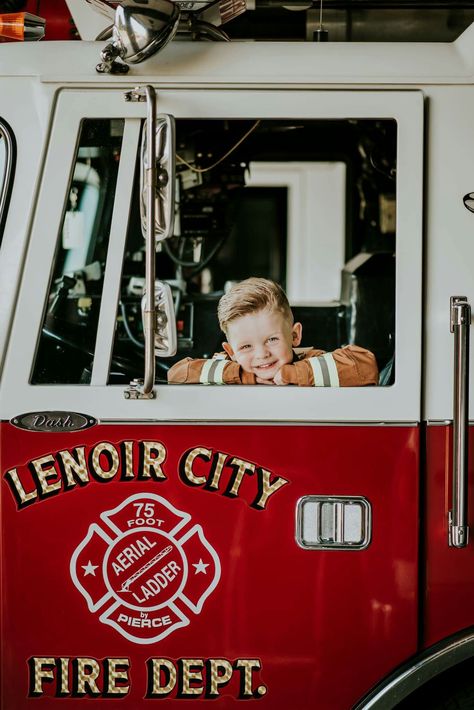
[109,117,396,385]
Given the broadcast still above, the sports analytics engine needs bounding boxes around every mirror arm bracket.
[96,43,130,75]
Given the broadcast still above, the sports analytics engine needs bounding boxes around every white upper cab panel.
[5,23,474,421]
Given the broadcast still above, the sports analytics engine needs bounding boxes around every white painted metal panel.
[423,86,474,420]
[1,36,474,85]
[247,162,346,303]
[0,80,54,377]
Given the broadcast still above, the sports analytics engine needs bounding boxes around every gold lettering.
[30,657,55,695]
[253,468,289,509]
[207,452,228,490]
[91,443,119,480]
[227,458,255,496]
[105,658,130,695]
[182,447,212,485]
[234,659,262,698]
[76,658,101,696]
[59,447,89,488]
[122,441,136,478]
[5,468,37,506]
[208,658,233,696]
[31,455,61,496]
[148,658,177,696]
[180,659,204,696]
[141,442,167,480]
[59,657,69,695]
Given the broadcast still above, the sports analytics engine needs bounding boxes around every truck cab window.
[31,118,124,384]
[111,117,396,386]
[0,121,15,247]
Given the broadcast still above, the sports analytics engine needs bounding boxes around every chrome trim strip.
[142,85,157,396]
[427,420,474,426]
[95,419,420,427]
[0,121,15,235]
[354,629,474,710]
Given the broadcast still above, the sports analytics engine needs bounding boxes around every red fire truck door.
[0,88,423,709]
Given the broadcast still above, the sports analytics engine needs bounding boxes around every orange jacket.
[167,345,379,387]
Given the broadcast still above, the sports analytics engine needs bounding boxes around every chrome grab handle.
[449,296,471,547]
[124,86,157,400]
[142,85,157,397]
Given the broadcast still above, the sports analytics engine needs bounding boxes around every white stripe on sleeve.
[213,359,227,384]
[199,359,214,384]
[322,353,340,387]
[308,357,325,387]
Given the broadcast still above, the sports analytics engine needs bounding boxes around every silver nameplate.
[10,412,96,433]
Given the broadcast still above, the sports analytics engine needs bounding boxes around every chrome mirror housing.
[96,0,180,74]
[140,114,176,242]
[142,282,177,358]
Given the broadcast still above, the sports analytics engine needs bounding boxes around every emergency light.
[0,12,45,41]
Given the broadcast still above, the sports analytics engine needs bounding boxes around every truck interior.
[31,114,396,386]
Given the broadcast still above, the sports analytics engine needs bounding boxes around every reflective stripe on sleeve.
[308,357,325,386]
[321,352,340,387]
[199,358,227,384]
[308,353,340,387]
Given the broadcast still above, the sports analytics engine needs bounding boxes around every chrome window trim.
[354,628,474,709]
[0,120,16,244]
[93,419,420,427]
[426,419,474,426]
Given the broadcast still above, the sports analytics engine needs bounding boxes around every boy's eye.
[239,344,251,351]
[268,336,279,343]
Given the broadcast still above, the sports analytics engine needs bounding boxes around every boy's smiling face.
[222,308,302,381]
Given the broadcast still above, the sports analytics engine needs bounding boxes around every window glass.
[32,118,124,384]
[0,121,15,247]
[111,118,396,386]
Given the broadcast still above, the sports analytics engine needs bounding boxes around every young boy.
[167,277,378,386]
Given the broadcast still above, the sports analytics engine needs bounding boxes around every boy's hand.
[273,369,288,386]
[255,370,289,385]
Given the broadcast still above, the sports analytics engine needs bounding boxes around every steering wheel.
[42,320,171,384]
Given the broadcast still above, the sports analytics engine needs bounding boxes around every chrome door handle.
[449,296,471,547]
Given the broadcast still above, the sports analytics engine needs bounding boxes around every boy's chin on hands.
[255,369,288,385]
[255,376,275,384]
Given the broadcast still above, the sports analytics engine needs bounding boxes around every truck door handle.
[449,296,471,547]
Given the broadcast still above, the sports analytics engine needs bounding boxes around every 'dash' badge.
[70,494,221,644]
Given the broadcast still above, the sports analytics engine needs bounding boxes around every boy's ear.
[292,322,303,347]
[222,342,235,359]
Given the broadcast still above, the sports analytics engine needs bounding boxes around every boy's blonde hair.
[218,277,293,335]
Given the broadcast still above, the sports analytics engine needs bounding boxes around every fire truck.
[1,1,474,708]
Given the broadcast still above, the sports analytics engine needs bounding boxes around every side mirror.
[142,281,177,357]
[96,0,180,74]
[140,114,176,242]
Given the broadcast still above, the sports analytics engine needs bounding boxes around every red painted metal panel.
[424,424,474,647]
[1,422,419,709]
[27,1,77,40]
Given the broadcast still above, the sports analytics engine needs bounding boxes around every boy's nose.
[255,345,270,359]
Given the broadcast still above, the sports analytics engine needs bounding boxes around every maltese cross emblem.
[70,493,221,644]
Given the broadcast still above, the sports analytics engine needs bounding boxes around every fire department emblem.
[70,493,221,644]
